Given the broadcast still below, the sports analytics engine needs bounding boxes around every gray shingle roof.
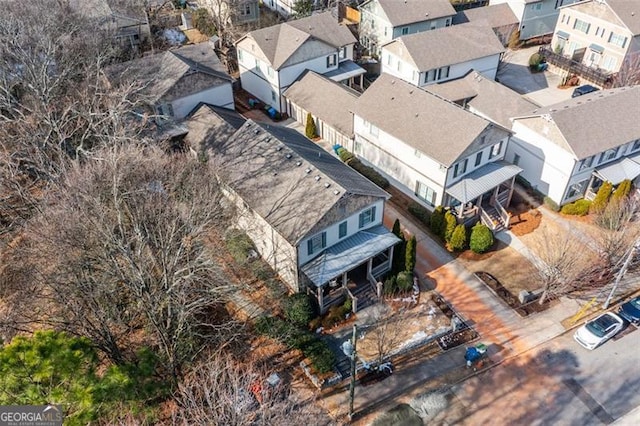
[283,71,360,137]
[522,86,640,159]
[565,0,640,34]
[183,103,246,153]
[211,120,389,245]
[608,0,640,34]
[382,24,504,71]
[70,0,147,22]
[370,0,456,27]
[453,3,519,28]
[240,12,356,70]
[103,43,232,103]
[426,70,538,129]
[353,73,493,166]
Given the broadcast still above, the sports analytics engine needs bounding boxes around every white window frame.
[415,181,437,206]
[608,32,627,48]
[401,27,409,35]
[307,232,327,255]
[339,221,348,239]
[490,141,503,159]
[573,19,590,34]
[359,206,376,228]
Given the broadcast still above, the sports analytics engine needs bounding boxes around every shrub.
[469,222,494,253]
[392,239,406,275]
[305,113,317,139]
[560,199,591,216]
[396,271,413,292]
[284,294,315,327]
[543,196,560,212]
[192,8,216,37]
[408,202,430,227]
[349,158,390,188]
[384,275,398,295]
[507,30,521,49]
[225,229,256,264]
[590,181,613,213]
[444,211,457,243]
[343,298,352,312]
[429,206,446,239]
[405,235,417,273]
[392,219,403,239]
[305,340,335,374]
[611,179,632,203]
[448,224,467,252]
[336,147,354,163]
[528,53,544,69]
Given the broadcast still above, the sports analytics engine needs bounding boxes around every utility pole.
[348,323,357,422]
[604,244,636,309]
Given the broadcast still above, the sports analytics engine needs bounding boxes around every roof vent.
[276,146,282,151]
[324,182,331,188]
[273,172,278,176]
[305,168,312,174]
[254,129,260,134]
[391,80,395,84]
[415,113,419,117]
[286,153,292,159]
[265,137,271,142]
[315,175,321,181]
[296,161,302,166]
[333,190,340,195]
[409,90,413,94]
[391,96,395,100]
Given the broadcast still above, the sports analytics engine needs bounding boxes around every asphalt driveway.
[497,46,574,107]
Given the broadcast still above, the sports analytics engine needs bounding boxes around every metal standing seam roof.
[301,225,401,287]
[446,161,522,203]
[595,157,640,185]
[556,30,570,39]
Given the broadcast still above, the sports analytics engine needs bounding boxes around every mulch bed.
[475,271,553,317]
[431,293,479,350]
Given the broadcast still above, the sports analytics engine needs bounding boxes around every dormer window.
[327,54,337,68]
[339,46,347,59]
[453,159,468,178]
[401,27,409,35]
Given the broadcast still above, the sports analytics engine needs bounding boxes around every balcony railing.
[538,46,614,88]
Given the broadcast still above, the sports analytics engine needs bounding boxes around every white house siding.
[380,52,421,85]
[444,134,511,187]
[297,199,385,267]
[353,115,448,209]
[491,0,579,40]
[238,64,280,110]
[552,8,635,73]
[230,189,301,292]
[390,17,450,39]
[506,121,576,204]
[285,101,352,147]
[170,83,234,119]
[262,0,294,17]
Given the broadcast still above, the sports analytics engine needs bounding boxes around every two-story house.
[381,24,505,87]
[489,0,580,40]
[358,0,456,57]
[550,0,640,75]
[199,0,260,26]
[350,73,520,230]
[103,42,235,120]
[191,112,400,313]
[235,12,364,113]
[262,0,295,18]
[452,3,520,45]
[506,86,640,206]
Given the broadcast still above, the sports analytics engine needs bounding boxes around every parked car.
[618,297,640,324]
[571,85,599,98]
[574,312,624,350]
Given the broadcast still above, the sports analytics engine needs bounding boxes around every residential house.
[351,73,520,229]
[452,3,520,45]
[381,24,505,87]
[550,0,640,75]
[193,115,399,313]
[235,12,364,113]
[506,86,640,206]
[284,71,360,147]
[426,69,539,130]
[183,103,247,156]
[69,0,151,48]
[199,0,260,26]
[489,0,580,40]
[103,43,235,120]
[358,0,457,56]
[262,0,296,18]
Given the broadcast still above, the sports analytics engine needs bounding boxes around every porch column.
[388,245,394,272]
[317,285,324,312]
[367,258,373,277]
[506,176,516,207]
[342,271,348,287]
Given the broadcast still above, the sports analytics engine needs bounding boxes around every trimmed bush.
[336,147,354,163]
[405,235,417,273]
[384,275,398,295]
[469,222,494,254]
[590,181,613,213]
[284,294,315,327]
[611,179,632,203]
[392,239,406,275]
[392,219,403,239]
[305,113,317,139]
[429,206,446,239]
[408,202,430,227]
[225,229,256,264]
[349,158,390,188]
[529,53,544,70]
[561,199,591,216]
[543,196,560,212]
[444,211,457,243]
[193,8,216,37]
[396,271,413,292]
[448,224,467,252]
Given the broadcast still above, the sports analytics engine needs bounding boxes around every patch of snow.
[163,28,186,45]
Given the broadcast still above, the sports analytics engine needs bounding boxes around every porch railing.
[367,271,382,297]
[480,208,496,230]
[495,201,511,228]
[538,46,614,88]
[345,287,358,313]
[323,287,345,309]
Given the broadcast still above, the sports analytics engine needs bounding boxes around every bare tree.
[611,52,640,88]
[17,144,240,381]
[363,303,403,365]
[173,350,328,425]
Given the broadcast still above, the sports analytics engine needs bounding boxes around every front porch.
[583,156,640,201]
[301,225,400,314]
[324,60,366,92]
[445,161,522,231]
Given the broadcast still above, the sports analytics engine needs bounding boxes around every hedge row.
[336,147,389,189]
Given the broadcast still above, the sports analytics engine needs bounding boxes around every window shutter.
[307,239,313,255]
[359,213,364,228]
[371,206,377,222]
[322,232,326,248]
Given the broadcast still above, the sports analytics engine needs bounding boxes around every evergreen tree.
[405,235,417,273]
[444,210,457,243]
[449,224,467,252]
[305,113,317,139]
